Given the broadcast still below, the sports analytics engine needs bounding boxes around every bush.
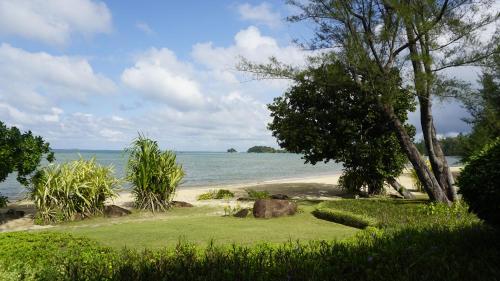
[198,189,235,200]
[0,193,8,208]
[245,189,270,199]
[126,135,185,212]
[1,226,499,281]
[29,158,119,224]
[457,138,500,227]
[312,207,378,229]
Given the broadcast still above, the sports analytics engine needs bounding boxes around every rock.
[236,197,254,201]
[6,209,25,219]
[104,205,131,218]
[233,208,250,218]
[270,194,289,200]
[171,201,193,207]
[253,199,297,219]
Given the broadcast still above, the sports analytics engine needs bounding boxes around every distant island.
[247,146,286,153]
[227,148,237,153]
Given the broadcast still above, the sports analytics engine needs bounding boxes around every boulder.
[253,199,297,219]
[171,201,194,208]
[104,205,131,218]
[271,194,289,200]
[233,208,250,218]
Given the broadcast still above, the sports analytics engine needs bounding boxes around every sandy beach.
[1,166,462,232]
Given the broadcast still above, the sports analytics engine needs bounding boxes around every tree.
[460,52,500,158]
[242,0,499,203]
[268,59,414,194]
[227,148,237,153]
[0,121,54,186]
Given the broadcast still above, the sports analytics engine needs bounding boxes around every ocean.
[0,150,462,199]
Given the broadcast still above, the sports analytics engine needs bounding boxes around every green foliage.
[0,193,8,208]
[245,189,270,199]
[409,160,433,192]
[268,60,413,194]
[457,138,500,227]
[227,148,237,153]
[312,208,378,229]
[317,199,477,230]
[460,53,500,159]
[29,157,119,224]
[197,189,234,200]
[126,135,185,212]
[1,222,499,280]
[246,146,284,153]
[0,121,54,186]
[414,135,468,156]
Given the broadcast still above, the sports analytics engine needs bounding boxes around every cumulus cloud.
[0,44,115,132]
[237,3,282,28]
[0,0,112,45]
[121,48,206,111]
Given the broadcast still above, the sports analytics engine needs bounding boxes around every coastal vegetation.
[226,148,237,153]
[29,158,119,224]
[246,146,285,153]
[245,189,270,199]
[1,198,498,280]
[241,0,498,205]
[126,135,185,212]
[197,189,234,200]
[457,138,500,227]
[0,121,53,188]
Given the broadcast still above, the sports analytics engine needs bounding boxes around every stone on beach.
[104,205,132,218]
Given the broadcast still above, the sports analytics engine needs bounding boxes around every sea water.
[0,150,462,199]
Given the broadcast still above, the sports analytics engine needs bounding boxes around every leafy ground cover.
[1,199,498,280]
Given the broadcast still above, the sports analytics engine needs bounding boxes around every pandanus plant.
[126,134,184,212]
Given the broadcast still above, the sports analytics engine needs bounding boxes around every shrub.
[29,158,119,224]
[245,189,270,199]
[1,226,499,281]
[126,135,185,212]
[0,193,7,208]
[312,207,378,229]
[198,189,235,200]
[457,138,500,227]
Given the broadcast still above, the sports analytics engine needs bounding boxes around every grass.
[197,189,235,200]
[50,202,358,249]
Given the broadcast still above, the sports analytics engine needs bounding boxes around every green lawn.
[49,202,358,249]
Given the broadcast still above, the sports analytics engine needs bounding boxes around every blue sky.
[0,0,481,151]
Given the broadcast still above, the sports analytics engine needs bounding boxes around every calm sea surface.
[0,150,461,199]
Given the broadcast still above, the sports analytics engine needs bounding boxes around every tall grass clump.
[29,158,119,224]
[126,135,185,212]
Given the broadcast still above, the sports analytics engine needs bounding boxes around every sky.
[0,0,487,151]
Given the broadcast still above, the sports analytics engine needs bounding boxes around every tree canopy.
[268,59,415,194]
[0,121,54,186]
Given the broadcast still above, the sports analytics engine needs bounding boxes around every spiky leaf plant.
[29,157,119,224]
[126,135,184,212]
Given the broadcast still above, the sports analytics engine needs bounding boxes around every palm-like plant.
[29,157,119,224]
[126,135,184,212]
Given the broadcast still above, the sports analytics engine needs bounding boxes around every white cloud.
[136,22,155,35]
[121,48,206,111]
[0,44,115,131]
[238,3,282,28]
[0,0,112,45]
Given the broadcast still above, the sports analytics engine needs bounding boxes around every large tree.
[268,59,414,195]
[0,121,54,187]
[243,0,498,203]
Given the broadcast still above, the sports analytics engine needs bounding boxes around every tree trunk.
[387,177,416,199]
[381,103,451,204]
[418,32,458,202]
